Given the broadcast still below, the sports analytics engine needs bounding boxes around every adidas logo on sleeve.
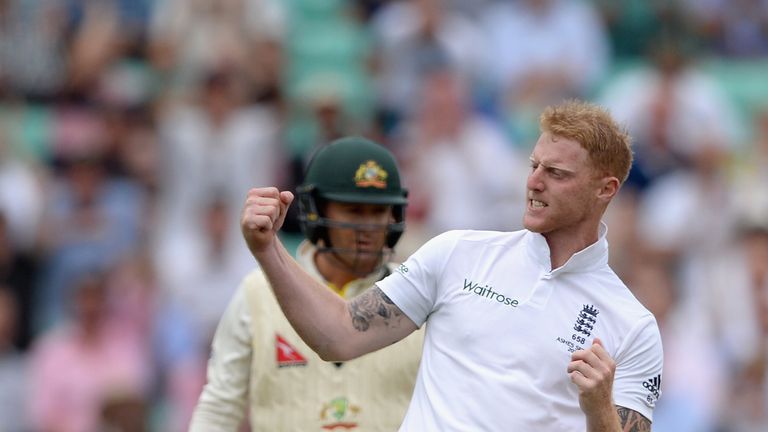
[642,374,661,407]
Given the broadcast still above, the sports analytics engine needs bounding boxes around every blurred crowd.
[0,0,767,431]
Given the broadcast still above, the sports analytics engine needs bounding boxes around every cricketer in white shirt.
[377,225,662,430]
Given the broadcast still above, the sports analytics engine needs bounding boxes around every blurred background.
[0,0,766,431]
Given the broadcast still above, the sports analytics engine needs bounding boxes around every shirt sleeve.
[376,230,460,327]
[612,314,664,422]
[188,281,253,431]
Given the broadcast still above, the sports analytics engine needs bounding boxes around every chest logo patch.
[574,304,599,337]
[320,396,361,430]
[555,304,600,353]
[461,278,519,308]
[276,334,308,367]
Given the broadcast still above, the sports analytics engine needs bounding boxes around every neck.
[314,251,372,291]
[544,221,601,270]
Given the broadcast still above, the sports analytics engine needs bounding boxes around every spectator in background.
[707,207,768,431]
[600,33,742,190]
[289,73,359,158]
[105,253,157,348]
[0,211,38,351]
[148,0,285,90]
[0,287,30,432]
[0,126,43,350]
[0,0,68,99]
[28,272,151,432]
[0,128,45,254]
[681,0,768,57]
[63,0,151,47]
[369,0,489,125]
[732,106,768,213]
[162,197,252,345]
[66,0,125,93]
[628,257,727,432]
[592,0,680,59]
[280,0,375,163]
[482,0,609,145]
[37,130,146,329]
[276,1,382,241]
[395,67,528,246]
[634,132,736,338]
[153,68,281,261]
[100,105,161,200]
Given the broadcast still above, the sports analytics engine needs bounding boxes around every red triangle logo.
[276,334,308,367]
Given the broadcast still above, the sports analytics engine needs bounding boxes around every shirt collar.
[525,222,610,275]
[295,240,390,299]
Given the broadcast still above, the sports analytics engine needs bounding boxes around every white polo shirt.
[377,226,663,431]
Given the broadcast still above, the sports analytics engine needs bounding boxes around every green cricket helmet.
[297,136,408,249]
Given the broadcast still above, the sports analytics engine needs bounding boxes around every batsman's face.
[325,202,392,271]
[523,133,603,237]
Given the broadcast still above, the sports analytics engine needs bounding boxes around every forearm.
[585,403,621,432]
[255,239,354,360]
[587,404,654,432]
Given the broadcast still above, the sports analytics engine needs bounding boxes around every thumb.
[280,191,294,206]
[275,191,294,229]
[592,337,603,347]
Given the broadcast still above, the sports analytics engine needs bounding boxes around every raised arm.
[241,187,417,361]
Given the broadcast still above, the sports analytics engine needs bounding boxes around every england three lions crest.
[573,304,599,337]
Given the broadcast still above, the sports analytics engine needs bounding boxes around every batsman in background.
[189,137,423,431]
[240,100,663,431]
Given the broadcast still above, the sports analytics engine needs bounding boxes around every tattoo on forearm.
[348,287,403,332]
[616,406,651,432]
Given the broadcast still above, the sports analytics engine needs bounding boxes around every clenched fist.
[241,187,294,255]
[567,338,616,416]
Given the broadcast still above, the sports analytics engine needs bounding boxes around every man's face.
[523,132,603,237]
[324,201,392,272]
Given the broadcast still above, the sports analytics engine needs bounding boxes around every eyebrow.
[529,157,577,175]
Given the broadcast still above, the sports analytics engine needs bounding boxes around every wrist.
[583,399,620,432]
[253,238,287,264]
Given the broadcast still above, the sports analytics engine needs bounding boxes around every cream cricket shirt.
[376,225,663,431]
[189,241,424,431]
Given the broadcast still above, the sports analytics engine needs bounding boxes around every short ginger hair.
[540,100,633,184]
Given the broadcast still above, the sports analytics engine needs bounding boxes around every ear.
[596,176,620,202]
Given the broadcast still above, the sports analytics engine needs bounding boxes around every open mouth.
[529,199,548,209]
